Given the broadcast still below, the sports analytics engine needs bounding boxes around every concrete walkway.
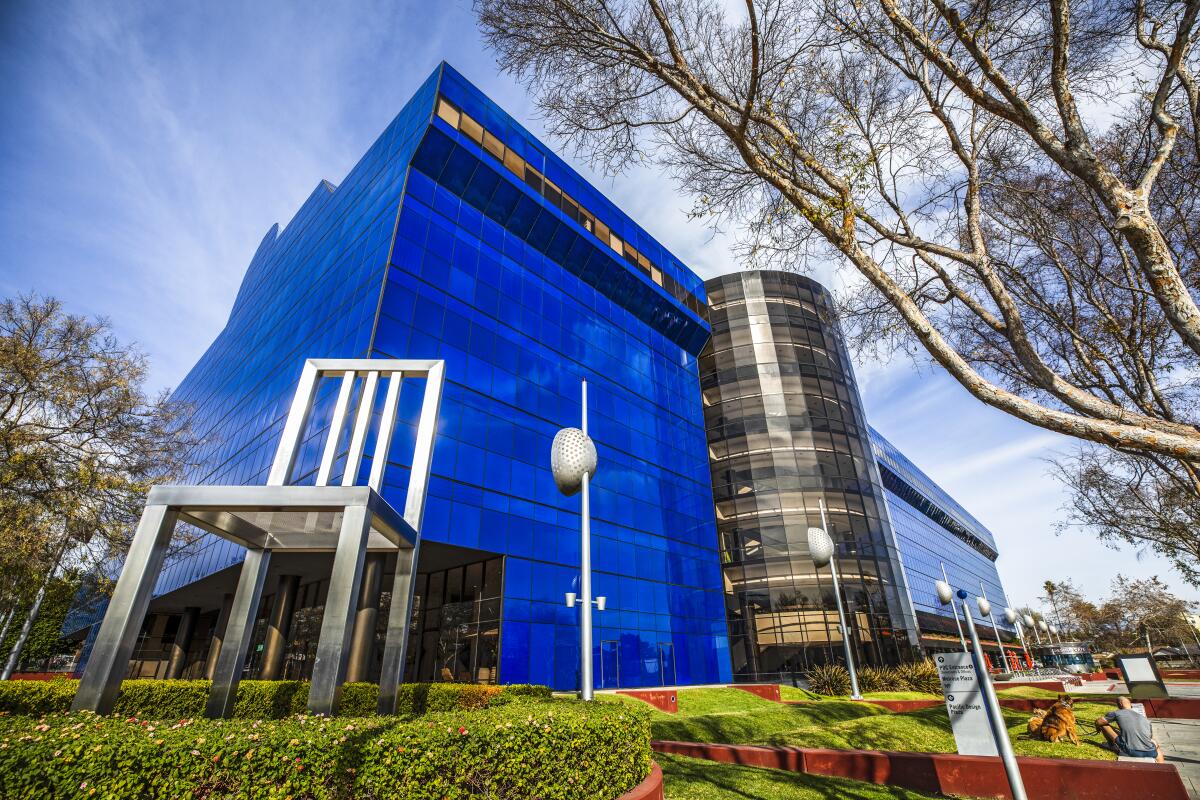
[1156,718,1200,799]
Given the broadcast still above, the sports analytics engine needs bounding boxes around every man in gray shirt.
[1095,697,1163,762]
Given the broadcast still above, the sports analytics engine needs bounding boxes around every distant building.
[699,270,1016,681]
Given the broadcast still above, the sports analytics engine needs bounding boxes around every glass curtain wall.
[701,271,922,681]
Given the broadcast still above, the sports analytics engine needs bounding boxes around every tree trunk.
[0,540,67,680]
[0,576,50,679]
[0,608,14,652]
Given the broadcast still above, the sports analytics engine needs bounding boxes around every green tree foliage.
[0,294,193,669]
[0,574,79,668]
[1034,575,1196,652]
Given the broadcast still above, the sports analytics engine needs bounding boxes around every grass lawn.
[602,688,892,743]
[609,687,1116,761]
[779,687,942,701]
[762,701,1117,761]
[657,753,944,800]
[995,685,1062,698]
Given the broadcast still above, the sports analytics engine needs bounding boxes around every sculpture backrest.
[267,358,444,529]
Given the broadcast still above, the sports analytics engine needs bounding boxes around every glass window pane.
[436,98,460,128]
[503,148,525,176]
[460,114,484,145]
[483,131,505,160]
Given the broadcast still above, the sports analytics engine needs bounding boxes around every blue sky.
[2,0,1194,607]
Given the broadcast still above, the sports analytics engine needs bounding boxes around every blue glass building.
[70,62,731,691]
[870,429,1016,655]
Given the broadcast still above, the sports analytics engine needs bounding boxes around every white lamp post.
[808,498,862,701]
[940,564,967,652]
[1005,608,1032,670]
[979,582,1006,670]
[551,379,599,700]
[1026,614,1043,645]
[939,586,1028,800]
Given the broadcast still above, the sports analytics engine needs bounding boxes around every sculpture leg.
[72,505,178,714]
[377,544,418,715]
[205,548,271,718]
[307,505,371,715]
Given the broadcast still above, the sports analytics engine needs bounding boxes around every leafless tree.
[475,0,1200,580]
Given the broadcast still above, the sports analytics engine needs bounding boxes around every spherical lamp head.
[935,580,953,605]
[806,526,834,568]
[550,427,598,496]
[1004,608,1018,625]
[1038,619,1049,632]
[977,597,992,617]
[1023,614,1035,628]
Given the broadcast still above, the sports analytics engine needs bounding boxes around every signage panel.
[936,652,998,757]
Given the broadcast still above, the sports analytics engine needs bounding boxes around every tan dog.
[1036,695,1080,745]
[1026,708,1048,736]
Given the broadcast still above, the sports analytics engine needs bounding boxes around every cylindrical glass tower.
[700,270,921,681]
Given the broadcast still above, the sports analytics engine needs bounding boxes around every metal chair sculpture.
[72,359,444,718]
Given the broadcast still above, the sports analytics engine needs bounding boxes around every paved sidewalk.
[1155,717,1200,799]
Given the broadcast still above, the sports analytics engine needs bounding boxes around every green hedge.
[0,701,650,799]
[0,679,553,719]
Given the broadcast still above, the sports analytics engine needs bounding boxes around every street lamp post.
[940,563,967,652]
[551,379,599,700]
[979,582,1006,669]
[1005,608,1032,671]
[939,585,1028,800]
[808,498,863,701]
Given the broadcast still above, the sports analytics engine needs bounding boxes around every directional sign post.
[936,652,998,757]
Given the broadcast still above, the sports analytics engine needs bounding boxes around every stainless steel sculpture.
[71,358,444,718]
[551,379,598,700]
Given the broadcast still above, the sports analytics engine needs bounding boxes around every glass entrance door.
[597,640,619,689]
[658,642,676,686]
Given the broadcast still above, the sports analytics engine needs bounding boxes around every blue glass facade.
[74,63,730,690]
[870,429,1015,647]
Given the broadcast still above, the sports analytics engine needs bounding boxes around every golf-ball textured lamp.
[806,526,834,568]
[551,427,597,495]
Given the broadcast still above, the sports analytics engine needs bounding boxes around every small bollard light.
[565,592,577,608]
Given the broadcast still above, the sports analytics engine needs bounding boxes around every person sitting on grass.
[1095,697,1164,762]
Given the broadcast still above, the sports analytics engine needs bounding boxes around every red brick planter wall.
[730,684,781,702]
[617,690,678,713]
[616,761,663,800]
[652,741,1189,800]
[9,672,75,681]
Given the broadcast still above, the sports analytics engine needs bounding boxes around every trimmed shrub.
[0,679,548,719]
[0,677,75,715]
[0,701,651,799]
[805,664,851,696]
